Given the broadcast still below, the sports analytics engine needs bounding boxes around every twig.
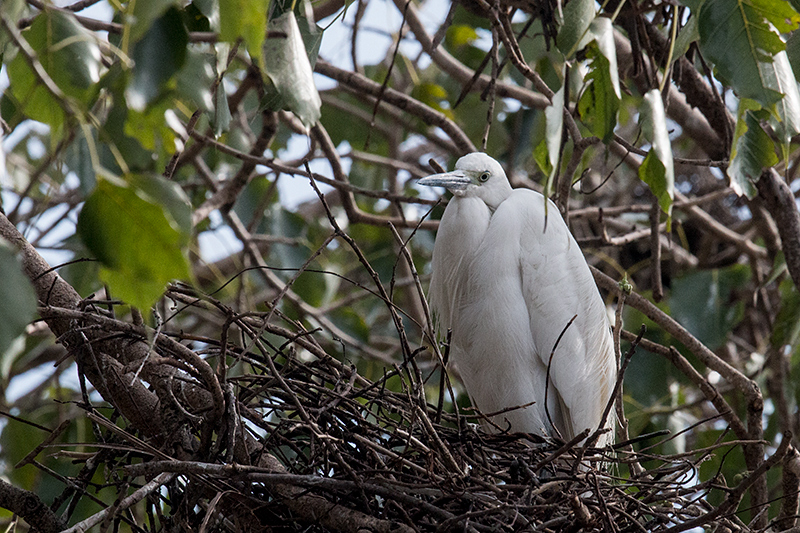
[650,198,664,302]
[590,266,759,441]
[315,60,475,154]
[544,314,577,440]
[61,473,176,533]
[662,431,792,532]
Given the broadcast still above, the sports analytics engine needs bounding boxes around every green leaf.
[262,11,321,129]
[673,13,699,60]
[127,174,193,236]
[533,139,551,177]
[670,265,750,350]
[330,307,370,343]
[580,17,620,99]
[411,83,452,118]
[123,97,179,159]
[8,55,65,131]
[680,0,702,10]
[8,9,101,127]
[638,89,675,222]
[638,153,670,224]
[64,127,98,193]
[296,5,323,67]
[293,270,328,307]
[540,81,565,196]
[577,44,619,142]
[232,177,277,232]
[220,0,269,61]
[445,25,479,49]
[773,278,800,348]
[0,0,25,50]
[192,0,217,19]
[128,0,179,42]
[556,0,596,58]
[101,98,156,172]
[764,50,800,144]
[728,101,779,197]
[213,80,232,136]
[77,174,192,310]
[267,208,310,271]
[183,2,211,32]
[698,0,800,106]
[323,97,371,149]
[0,240,37,360]
[176,50,216,113]
[787,30,800,82]
[126,7,188,111]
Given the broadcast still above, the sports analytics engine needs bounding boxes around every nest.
[167,348,747,532]
[37,287,771,533]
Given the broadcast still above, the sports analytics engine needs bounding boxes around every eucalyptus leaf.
[578,17,620,98]
[262,11,321,130]
[213,79,232,136]
[763,50,800,144]
[296,2,323,66]
[787,30,800,82]
[577,44,619,142]
[698,0,800,106]
[638,89,675,221]
[126,7,188,111]
[542,81,565,196]
[556,0,595,57]
[728,102,779,197]
[176,50,216,113]
[673,13,699,60]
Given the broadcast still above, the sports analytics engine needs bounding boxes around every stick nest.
[51,293,753,533]
[200,349,738,532]
[32,290,777,533]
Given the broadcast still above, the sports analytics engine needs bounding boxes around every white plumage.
[420,153,616,445]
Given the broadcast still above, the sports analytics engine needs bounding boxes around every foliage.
[1,0,800,530]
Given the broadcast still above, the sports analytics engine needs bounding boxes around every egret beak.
[418,171,471,191]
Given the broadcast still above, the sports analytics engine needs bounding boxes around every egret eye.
[479,172,490,183]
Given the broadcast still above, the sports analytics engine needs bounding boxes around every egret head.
[419,152,513,209]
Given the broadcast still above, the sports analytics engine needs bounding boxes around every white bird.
[419,153,616,445]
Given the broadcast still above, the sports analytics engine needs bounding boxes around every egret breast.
[429,196,490,333]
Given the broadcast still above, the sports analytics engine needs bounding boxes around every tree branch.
[757,168,800,291]
[0,479,66,533]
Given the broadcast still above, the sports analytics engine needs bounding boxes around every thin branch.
[315,60,475,154]
[662,431,791,533]
[61,473,176,533]
[590,266,759,442]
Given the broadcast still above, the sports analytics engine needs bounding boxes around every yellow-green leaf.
[220,0,269,61]
[76,174,192,310]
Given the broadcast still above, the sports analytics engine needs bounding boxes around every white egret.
[420,153,616,445]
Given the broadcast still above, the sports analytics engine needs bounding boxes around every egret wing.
[499,190,615,441]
